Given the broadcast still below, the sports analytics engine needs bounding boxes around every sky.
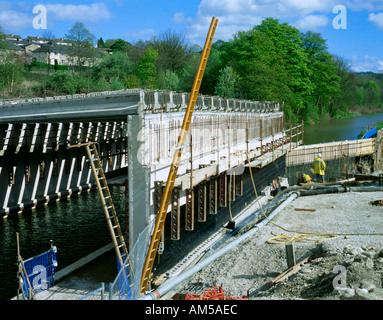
[1,0,383,73]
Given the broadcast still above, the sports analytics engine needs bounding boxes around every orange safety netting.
[185,286,248,300]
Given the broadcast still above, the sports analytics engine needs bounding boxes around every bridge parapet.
[140,89,282,114]
[0,89,282,124]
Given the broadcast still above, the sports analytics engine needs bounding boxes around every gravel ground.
[182,188,383,300]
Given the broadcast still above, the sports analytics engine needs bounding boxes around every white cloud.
[342,0,383,12]
[174,0,383,44]
[284,0,335,15]
[351,54,382,72]
[368,12,383,30]
[294,15,330,30]
[125,29,156,40]
[172,12,193,24]
[0,2,112,32]
[174,0,338,43]
[0,10,31,31]
[45,3,112,23]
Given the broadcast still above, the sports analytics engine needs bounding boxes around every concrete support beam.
[185,188,194,231]
[170,187,181,240]
[127,103,151,249]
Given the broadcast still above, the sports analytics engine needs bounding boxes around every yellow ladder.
[139,16,218,294]
[74,142,129,267]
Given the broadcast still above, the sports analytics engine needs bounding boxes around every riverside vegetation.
[1,18,382,124]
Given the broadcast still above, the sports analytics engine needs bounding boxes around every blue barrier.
[20,246,58,299]
[364,127,377,139]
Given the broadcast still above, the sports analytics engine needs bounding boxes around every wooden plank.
[269,255,313,287]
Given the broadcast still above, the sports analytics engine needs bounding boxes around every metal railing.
[78,283,106,300]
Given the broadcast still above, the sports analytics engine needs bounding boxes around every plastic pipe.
[296,185,383,197]
[140,192,299,300]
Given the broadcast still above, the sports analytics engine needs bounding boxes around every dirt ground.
[182,186,383,300]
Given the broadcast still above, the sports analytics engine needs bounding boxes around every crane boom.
[139,16,218,294]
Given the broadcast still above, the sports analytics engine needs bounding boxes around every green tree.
[331,55,357,114]
[44,71,77,94]
[0,25,24,96]
[221,29,292,106]
[126,40,147,69]
[93,51,135,83]
[214,66,236,98]
[178,52,200,92]
[65,22,97,70]
[300,31,341,119]
[124,74,141,88]
[364,79,380,107]
[254,18,314,118]
[137,47,158,88]
[0,54,23,95]
[0,25,6,50]
[200,47,224,95]
[97,37,105,48]
[149,29,192,74]
[157,69,180,91]
[110,38,131,52]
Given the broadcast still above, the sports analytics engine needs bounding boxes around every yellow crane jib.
[139,16,219,295]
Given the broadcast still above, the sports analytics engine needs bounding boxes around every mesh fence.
[109,218,155,300]
[19,246,58,299]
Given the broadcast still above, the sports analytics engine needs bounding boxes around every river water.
[1,112,382,300]
[303,112,383,145]
[0,186,126,300]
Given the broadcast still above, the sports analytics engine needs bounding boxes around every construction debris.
[369,200,383,206]
[258,244,383,300]
[181,189,383,300]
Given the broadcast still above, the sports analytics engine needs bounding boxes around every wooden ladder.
[139,16,218,294]
[68,142,129,268]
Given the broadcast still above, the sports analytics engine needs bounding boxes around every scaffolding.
[286,138,376,184]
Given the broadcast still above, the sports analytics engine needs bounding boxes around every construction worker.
[301,173,312,184]
[313,153,326,183]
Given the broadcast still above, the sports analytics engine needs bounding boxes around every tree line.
[1,19,382,123]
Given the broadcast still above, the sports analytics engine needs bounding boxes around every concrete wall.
[127,102,290,249]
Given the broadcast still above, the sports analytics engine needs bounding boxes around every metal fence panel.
[109,218,155,300]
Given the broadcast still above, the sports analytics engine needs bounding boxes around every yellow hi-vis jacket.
[313,157,326,175]
[302,174,312,183]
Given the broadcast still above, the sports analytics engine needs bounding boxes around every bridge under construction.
[6,17,383,301]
